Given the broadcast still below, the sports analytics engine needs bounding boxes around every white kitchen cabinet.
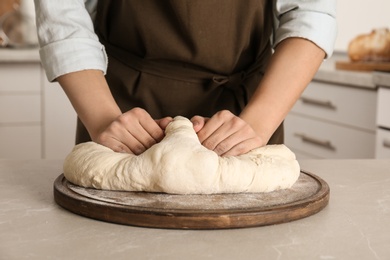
[43,77,77,159]
[290,81,377,131]
[375,87,390,158]
[285,114,376,159]
[0,63,42,159]
[0,49,76,159]
[0,63,41,92]
[375,128,390,158]
[376,87,390,128]
[0,95,41,123]
[0,125,41,159]
[285,81,377,159]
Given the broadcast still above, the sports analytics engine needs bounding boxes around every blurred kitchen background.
[1,0,390,159]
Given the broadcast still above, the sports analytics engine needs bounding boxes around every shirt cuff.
[273,11,337,58]
[39,38,108,82]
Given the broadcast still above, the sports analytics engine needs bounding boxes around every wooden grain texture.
[336,60,390,72]
[53,171,330,229]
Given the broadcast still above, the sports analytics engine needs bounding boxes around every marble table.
[1,159,389,259]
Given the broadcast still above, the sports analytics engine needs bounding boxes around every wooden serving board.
[53,171,329,229]
[336,60,390,72]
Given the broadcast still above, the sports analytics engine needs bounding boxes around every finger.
[126,125,156,152]
[155,116,173,130]
[96,130,134,154]
[114,115,159,151]
[118,108,165,149]
[101,138,133,154]
[97,121,148,154]
[196,110,235,143]
[201,123,236,152]
[126,108,166,143]
[138,118,166,143]
[190,115,208,133]
[196,117,224,143]
[106,138,133,154]
[216,123,263,156]
[201,115,246,152]
[221,137,262,157]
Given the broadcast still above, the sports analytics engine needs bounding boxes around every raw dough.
[63,116,300,194]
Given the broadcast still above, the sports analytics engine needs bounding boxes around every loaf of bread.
[348,28,390,62]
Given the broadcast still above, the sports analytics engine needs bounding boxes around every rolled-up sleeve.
[273,0,337,58]
[34,0,106,82]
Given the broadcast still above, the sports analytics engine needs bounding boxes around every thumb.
[191,115,207,133]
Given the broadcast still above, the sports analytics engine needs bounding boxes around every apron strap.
[102,39,264,110]
[210,72,248,109]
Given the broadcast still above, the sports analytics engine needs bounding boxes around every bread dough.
[63,116,300,194]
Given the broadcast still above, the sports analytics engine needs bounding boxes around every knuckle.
[114,145,127,153]
[116,114,132,127]
[151,127,164,138]
[214,142,230,155]
[116,114,129,125]
[224,143,248,157]
[145,136,158,147]
[214,147,225,155]
[235,144,249,155]
[95,132,110,144]
[202,139,217,150]
[253,136,264,147]
[197,131,207,141]
[130,107,146,117]
[216,110,233,119]
[230,116,244,128]
[132,144,146,155]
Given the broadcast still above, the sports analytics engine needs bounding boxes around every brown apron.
[76,0,283,145]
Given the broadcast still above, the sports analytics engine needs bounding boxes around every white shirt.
[34,0,337,82]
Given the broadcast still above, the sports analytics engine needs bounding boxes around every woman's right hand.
[57,70,172,154]
[94,108,172,154]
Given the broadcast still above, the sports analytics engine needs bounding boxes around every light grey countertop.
[373,71,390,88]
[1,47,388,91]
[0,48,384,89]
[1,159,389,259]
[0,47,40,63]
[314,52,376,89]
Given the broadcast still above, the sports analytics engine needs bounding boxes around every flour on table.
[63,116,300,194]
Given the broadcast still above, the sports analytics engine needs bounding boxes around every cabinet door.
[0,95,40,123]
[42,71,77,159]
[375,128,390,158]
[0,63,40,92]
[377,87,390,129]
[0,125,41,159]
[0,63,42,159]
[0,63,41,124]
[285,114,376,159]
[291,82,377,131]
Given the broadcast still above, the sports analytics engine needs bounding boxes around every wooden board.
[336,60,390,72]
[53,171,330,229]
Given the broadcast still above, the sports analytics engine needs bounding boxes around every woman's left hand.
[190,110,265,156]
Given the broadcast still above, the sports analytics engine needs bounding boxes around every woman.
[34,0,337,156]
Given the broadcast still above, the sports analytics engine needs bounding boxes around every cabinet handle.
[300,96,336,110]
[294,133,336,151]
[383,139,390,149]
